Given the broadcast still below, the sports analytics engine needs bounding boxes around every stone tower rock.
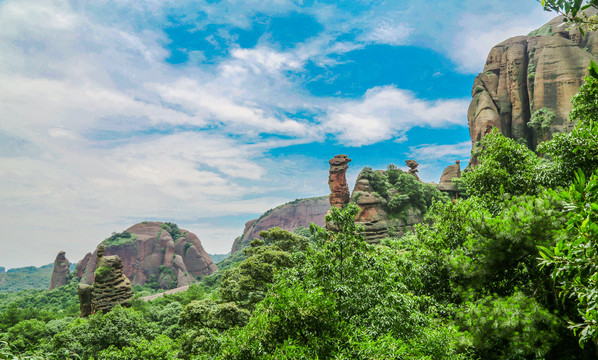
[328,155,352,208]
[78,244,133,316]
[438,161,462,192]
[50,251,70,290]
[405,160,420,181]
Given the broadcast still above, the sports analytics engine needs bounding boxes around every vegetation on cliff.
[3,16,598,359]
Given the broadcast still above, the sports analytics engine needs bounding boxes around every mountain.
[468,13,598,165]
[76,222,217,289]
[230,196,330,254]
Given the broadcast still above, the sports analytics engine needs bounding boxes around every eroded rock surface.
[77,222,217,289]
[350,169,423,244]
[438,161,462,192]
[406,160,421,181]
[50,251,70,290]
[328,155,352,208]
[91,247,134,313]
[78,245,133,316]
[468,14,598,165]
[231,197,329,253]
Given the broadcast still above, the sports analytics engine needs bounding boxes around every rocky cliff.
[76,222,217,289]
[230,196,330,253]
[49,251,69,290]
[468,14,598,164]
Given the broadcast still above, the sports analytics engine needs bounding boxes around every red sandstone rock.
[328,155,352,208]
[231,196,330,254]
[468,14,598,165]
[78,222,217,289]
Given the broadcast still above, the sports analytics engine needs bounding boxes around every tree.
[541,0,598,33]
[539,170,598,347]
[462,129,543,199]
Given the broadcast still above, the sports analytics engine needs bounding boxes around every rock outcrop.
[91,246,133,313]
[438,161,462,192]
[468,14,598,165]
[76,222,217,289]
[231,196,330,253]
[78,245,133,316]
[351,169,423,244]
[328,155,352,208]
[405,160,421,181]
[50,251,70,290]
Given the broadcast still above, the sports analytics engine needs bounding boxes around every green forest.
[0,64,597,358]
[3,1,598,358]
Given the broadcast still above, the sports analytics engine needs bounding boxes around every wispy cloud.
[407,141,472,161]
[0,0,552,267]
[323,86,469,146]
[360,20,412,46]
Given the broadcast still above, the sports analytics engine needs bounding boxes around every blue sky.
[0,0,555,268]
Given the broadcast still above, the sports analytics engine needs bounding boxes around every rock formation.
[468,14,598,165]
[406,160,420,181]
[351,177,389,242]
[328,155,352,208]
[91,246,133,313]
[438,161,462,192]
[78,284,93,317]
[76,222,217,289]
[350,169,423,244]
[50,251,70,290]
[231,196,329,253]
[78,245,133,316]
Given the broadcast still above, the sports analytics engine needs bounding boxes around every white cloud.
[323,86,469,146]
[448,10,555,73]
[0,0,555,268]
[407,141,472,161]
[361,20,412,46]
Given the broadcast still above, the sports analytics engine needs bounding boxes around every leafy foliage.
[358,165,448,218]
[539,170,598,346]
[102,231,137,247]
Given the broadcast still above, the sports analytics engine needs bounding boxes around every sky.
[0,0,555,269]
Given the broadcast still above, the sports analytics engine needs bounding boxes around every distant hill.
[231,196,329,254]
[0,263,75,293]
[208,253,230,263]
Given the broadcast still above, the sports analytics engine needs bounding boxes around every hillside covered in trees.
[1,61,597,357]
[3,1,598,359]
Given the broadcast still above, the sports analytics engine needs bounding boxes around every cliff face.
[231,196,330,253]
[76,222,217,289]
[468,15,598,164]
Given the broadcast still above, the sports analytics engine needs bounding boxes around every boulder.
[438,160,462,192]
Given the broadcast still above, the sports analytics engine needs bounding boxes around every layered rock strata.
[91,246,133,313]
[78,245,133,316]
[468,14,598,165]
[406,160,421,181]
[50,251,70,290]
[350,169,423,244]
[76,222,216,289]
